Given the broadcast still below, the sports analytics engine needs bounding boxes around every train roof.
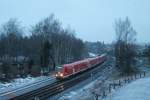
[62,53,106,68]
[63,58,90,68]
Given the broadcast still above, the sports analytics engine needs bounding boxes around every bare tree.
[40,40,54,75]
[115,17,137,74]
[0,18,23,56]
[31,14,86,68]
[0,18,24,78]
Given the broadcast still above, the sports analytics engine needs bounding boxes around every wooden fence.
[92,72,146,100]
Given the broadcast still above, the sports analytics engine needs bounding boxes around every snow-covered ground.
[0,76,52,93]
[88,52,97,57]
[58,64,150,100]
[0,76,55,100]
[58,78,98,100]
[0,76,38,90]
[58,75,150,100]
[106,77,150,100]
[57,65,115,100]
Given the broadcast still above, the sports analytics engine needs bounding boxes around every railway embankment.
[58,66,149,100]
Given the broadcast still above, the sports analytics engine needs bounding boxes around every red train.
[55,54,107,80]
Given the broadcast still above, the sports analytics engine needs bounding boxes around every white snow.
[59,79,96,100]
[107,77,150,100]
[59,77,150,100]
[0,76,48,93]
[0,76,55,100]
[58,65,113,100]
[88,52,97,57]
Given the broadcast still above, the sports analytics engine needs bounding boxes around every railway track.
[47,61,113,100]
[10,59,112,100]
[0,77,55,100]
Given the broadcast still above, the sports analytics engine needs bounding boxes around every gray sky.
[0,0,150,43]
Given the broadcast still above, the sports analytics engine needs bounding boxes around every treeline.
[0,14,87,78]
[85,41,106,55]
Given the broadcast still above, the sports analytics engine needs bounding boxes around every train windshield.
[57,65,62,70]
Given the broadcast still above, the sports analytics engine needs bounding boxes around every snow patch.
[88,52,97,57]
[0,76,50,94]
[106,77,150,100]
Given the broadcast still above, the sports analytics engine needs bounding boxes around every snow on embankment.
[59,79,96,100]
[0,76,51,94]
[108,77,150,100]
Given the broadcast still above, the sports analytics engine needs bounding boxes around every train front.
[55,64,70,80]
[55,70,64,80]
[55,65,65,80]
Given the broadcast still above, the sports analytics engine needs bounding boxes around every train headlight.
[60,73,63,77]
[55,74,58,77]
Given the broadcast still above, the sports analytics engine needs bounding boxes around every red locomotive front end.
[55,64,74,79]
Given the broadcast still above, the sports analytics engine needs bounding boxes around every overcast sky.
[0,0,150,43]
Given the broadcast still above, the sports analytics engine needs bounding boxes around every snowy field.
[106,77,150,100]
[58,76,150,100]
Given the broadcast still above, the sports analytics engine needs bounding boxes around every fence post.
[118,80,121,86]
[113,83,115,89]
[144,72,146,77]
[95,94,99,100]
[127,77,130,83]
[102,91,106,98]
[109,84,111,93]
[135,74,136,79]
[92,91,99,100]
[91,73,93,80]
[131,75,133,80]
[124,78,127,83]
